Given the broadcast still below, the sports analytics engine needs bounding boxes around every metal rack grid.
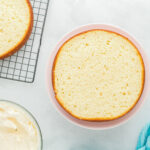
[0,0,50,83]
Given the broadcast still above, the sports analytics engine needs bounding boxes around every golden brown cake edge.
[52,29,145,121]
[0,0,33,59]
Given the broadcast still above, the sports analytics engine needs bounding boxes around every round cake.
[52,30,145,121]
[0,0,33,59]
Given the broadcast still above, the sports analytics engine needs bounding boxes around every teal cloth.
[136,123,150,150]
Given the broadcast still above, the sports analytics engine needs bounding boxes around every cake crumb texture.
[0,0,33,58]
[53,30,144,120]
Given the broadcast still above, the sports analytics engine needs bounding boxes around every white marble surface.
[0,0,150,149]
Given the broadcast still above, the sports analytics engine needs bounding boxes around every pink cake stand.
[46,24,150,130]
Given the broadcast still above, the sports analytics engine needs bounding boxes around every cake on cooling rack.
[52,30,145,121]
[0,0,33,59]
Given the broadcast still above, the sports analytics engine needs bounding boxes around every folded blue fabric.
[136,123,150,150]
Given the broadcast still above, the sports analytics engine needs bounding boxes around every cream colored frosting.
[0,101,41,150]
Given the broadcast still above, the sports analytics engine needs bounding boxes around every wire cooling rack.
[0,0,50,83]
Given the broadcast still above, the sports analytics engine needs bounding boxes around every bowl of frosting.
[0,100,42,150]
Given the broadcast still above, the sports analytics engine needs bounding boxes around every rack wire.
[0,0,50,83]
